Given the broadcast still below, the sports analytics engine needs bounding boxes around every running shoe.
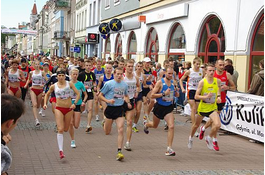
[82,110,87,114]
[116,152,124,161]
[101,120,105,127]
[199,126,205,140]
[143,115,149,121]
[165,148,176,156]
[124,142,132,151]
[143,120,149,134]
[205,136,213,150]
[95,115,100,122]
[71,140,76,148]
[39,109,45,117]
[85,126,92,133]
[194,131,199,137]
[59,151,65,159]
[35,119,40,127]
[132,127,139,133]
[39,109,43,115]
[213,141,219,151]
[188,138,193,149]
[164,124,168,131]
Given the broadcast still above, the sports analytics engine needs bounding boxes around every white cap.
[143,57,151,62]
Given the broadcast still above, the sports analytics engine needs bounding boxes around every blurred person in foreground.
[1,94,25,175]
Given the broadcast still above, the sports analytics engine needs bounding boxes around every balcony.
[53,31,70,40]
[54,0,70,11]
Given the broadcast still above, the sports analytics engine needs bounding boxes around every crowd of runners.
[1,54,236,161]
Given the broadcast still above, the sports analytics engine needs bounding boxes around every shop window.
[168,23,185,62]
[198,15,225,63]
[146,27,159,62]
[128,31,137,60]
[115,33,122,58]
[249,14,264,86]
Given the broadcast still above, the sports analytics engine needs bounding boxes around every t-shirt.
[77,71,96,93]
[100,79,128,106]
[70,81,86,105]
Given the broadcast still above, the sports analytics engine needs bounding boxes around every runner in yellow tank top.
[187,64,222,151]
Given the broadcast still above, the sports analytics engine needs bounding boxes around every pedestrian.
[43,69,80,159]
[225,59,239,91]
[1,94,25,175]
[247,59,264,96]
[143,67,177,156]
[98,67,130,161]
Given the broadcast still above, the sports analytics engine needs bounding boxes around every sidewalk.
[7,101,264,175]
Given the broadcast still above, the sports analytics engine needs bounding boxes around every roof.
[32,3,37,15]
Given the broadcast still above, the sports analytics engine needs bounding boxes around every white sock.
[202,126,205,131]
[213,138,217,142]
[189,136,193,140]
[132,123,137,128]
[57,133,63,151]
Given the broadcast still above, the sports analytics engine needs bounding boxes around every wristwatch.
[162,92,165,97]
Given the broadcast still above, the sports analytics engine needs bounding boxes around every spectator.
[247,59,264,96]
[225,58,239,91]
[224,65,234,76]
[1,94,25,175]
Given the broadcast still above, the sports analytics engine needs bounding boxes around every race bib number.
[203,93,216,104]
[113,88,125,99]
[162,91,174,102]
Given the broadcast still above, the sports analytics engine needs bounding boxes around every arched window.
[104,35,111,59]
[127,31,137,60]
[168,23,185,62]
[115,33,122,58]
[249,14,264,86]
[198,15,225,63]
[146,28,159,62]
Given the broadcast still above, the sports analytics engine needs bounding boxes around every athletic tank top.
[102,74,114,88]
[124,75,137,99]
[19,66,30,87]
[156,78,174,106]
[214,71,228,103]
[134,71,143,92]
[187,68,203,90]
[54,81,72,100]
[144,68,152,85]
[94,68,104,83]
[8,69,20,83]
[197,78,218,113]
[32,70,43,86]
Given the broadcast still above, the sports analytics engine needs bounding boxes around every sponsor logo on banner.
[220,96,233,125]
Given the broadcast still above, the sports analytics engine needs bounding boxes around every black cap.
[21,58,27,63]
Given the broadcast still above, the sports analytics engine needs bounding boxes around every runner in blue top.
[99,67,130,161]
[93,58,105,122]
[96,62,114,123]
[143,67,178,157]
[69,68,88,148]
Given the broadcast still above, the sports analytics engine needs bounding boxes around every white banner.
[183,91,264,142]
[220,91,264,142]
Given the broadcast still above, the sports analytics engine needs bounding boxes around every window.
[127,31,137,59]
[198,15,225,63]
[249,14,264,86]
[105,0,110,8]
[146,27,159,62]
[77,14,79,31]
[89,4,92,26]
[85,10,87,29]
[115,33,122,57]
[97,0,101,24]
[168,23,185,61]
[93,1,96,25]
[104,34,111,59]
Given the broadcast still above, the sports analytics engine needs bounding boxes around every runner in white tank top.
[123,60,140,151]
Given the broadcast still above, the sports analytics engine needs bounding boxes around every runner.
[43,69,80,159]
[198,59,235,151]
[189,63,222,151]
[69,68,88,148]
[97,62,114,124]
[123,60,140,151]
[98,67,130,161]
[24,60,47,127]
[77,60,96,133]
[6,59,25,98]
[93,58,105,122]
[132,61,146,133]
[19,58,31,101]
[143,67,177,156]
[179,57,204,141]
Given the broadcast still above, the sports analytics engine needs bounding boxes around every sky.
[1,0,47,28]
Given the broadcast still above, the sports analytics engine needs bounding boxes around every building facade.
[100,0,264,92]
